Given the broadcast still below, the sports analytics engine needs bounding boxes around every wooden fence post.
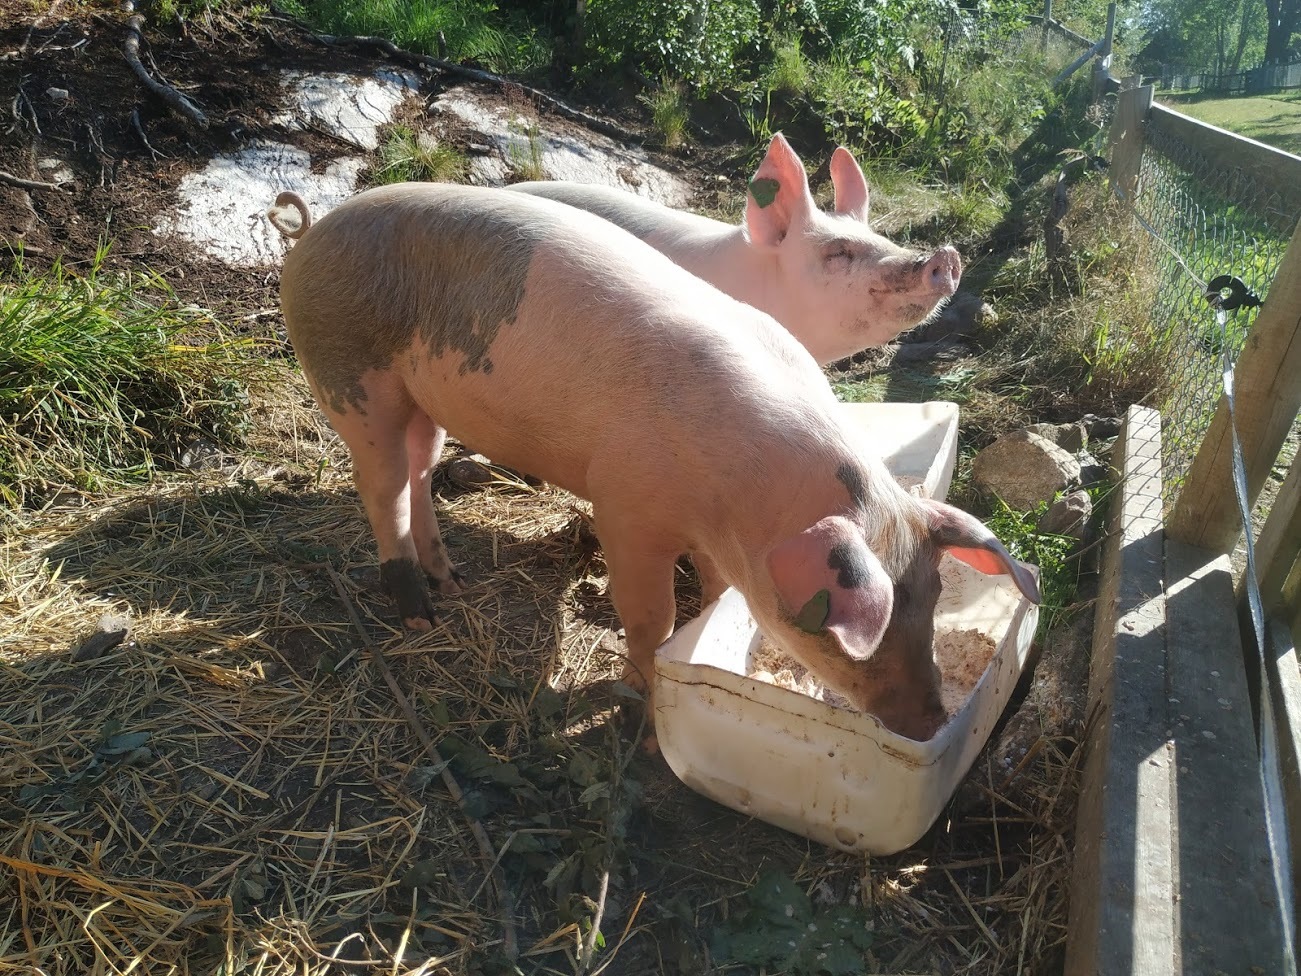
[1108,81,1154,201]
[1091,2,1116,99]
[1041,0,1052,50]
[1168,215,1301,552]
[1249,448,1301,615]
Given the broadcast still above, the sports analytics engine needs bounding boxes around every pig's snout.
[922,246,961,297]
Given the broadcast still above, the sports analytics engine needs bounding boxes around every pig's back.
[281,182,841,493]
[507,180,728,246]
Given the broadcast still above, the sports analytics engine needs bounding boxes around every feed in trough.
[749,627,998,726]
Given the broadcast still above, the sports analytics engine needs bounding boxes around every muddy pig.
[268,184,1038,740]
[510,133,961,365]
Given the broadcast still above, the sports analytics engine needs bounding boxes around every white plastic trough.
[652,400,1040,854]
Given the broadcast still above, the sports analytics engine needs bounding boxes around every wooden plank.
[1108,83,1154,202]
[1168,216,1301,552]
[1250,449,1301,615]
[1147,104,1301,223]
[1066,405,1176,976]
[1166,542,1289,973]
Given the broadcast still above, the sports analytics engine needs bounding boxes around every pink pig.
[510,133,961,365]
[269,183,1037,741]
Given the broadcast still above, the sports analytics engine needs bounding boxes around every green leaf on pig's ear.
[749,177,780,208]
[794,589,831,633]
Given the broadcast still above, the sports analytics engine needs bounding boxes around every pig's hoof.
[381,557,437,630]
[433,567,466,596]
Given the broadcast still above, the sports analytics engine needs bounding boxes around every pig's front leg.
[600,531,678,743]
[691,552,728,608]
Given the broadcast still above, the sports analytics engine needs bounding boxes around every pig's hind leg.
[406,409,465,596]
[327,388,438,631]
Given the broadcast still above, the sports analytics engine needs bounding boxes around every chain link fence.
[1122,122,1294,507]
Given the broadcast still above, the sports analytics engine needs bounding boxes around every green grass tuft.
[0,250,262,507]
[371,125,469,185]
[506,120,547,182]
[766,34,810,97]
[639,78,690,149]
[283,0,540,72]
[984,497,1081,636]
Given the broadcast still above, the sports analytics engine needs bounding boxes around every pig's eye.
[823,244,854,266]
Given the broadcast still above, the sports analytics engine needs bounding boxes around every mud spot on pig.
[285,197,536,412]
[379,556,436,626]
[836,462,869,510]
[827,542,872,588]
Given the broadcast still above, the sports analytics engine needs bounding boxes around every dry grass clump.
[1,372,1084,975]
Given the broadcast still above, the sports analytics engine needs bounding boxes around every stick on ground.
[326,566,519,962]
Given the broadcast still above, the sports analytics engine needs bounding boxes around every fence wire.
[1123,117,1294,508]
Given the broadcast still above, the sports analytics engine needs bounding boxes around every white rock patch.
[156,69,422,267]
[155,140,365,267]
[431,90,690,206]
[272,69,421,150]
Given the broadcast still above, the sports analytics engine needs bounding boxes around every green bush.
[581,0,762,91]
[284,0,544,71]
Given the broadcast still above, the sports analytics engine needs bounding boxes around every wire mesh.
[1125,118,1295,508]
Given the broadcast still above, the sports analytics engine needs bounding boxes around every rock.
[181,436,225,472]
[1080,413,1122,440]
[907,290,996,343]
[430,89,691,206]
[971,430,1081,512]
[46,87,69,102]
[1076,451,1109,489]
[1037,488,1093,542]
[889,338,974,367]
[1024,421,1086,453]
[73,612,132,663]
[446,456,499,488]
[446,455,540,489]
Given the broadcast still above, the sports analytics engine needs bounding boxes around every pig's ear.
[745,132,815,248]
[766,515,893,659]
[830,146,870,221]
[921,499,1042,604]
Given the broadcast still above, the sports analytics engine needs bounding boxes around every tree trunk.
[1264,0,1299,64]
[1228,0,1253,75]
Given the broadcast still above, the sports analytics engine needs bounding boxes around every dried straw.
[1,372,1084,974]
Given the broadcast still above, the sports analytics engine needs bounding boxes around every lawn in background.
[1160,89,1301,156]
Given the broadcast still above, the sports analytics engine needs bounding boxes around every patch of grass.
[638,78,690,149]
[371,125,469,185]
[1159,89,1301,156]
[766,33,810,97]
[0,250,261,508]
[984,497,1080,635]
[506,120,546,181]
[283,0,539,71]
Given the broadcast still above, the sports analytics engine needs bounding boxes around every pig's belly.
[405,374,597,500]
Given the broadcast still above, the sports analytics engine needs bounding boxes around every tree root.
[0,168,68,192]
[122,3,207,129]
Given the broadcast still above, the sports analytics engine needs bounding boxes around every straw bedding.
[0,376,1084,975]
